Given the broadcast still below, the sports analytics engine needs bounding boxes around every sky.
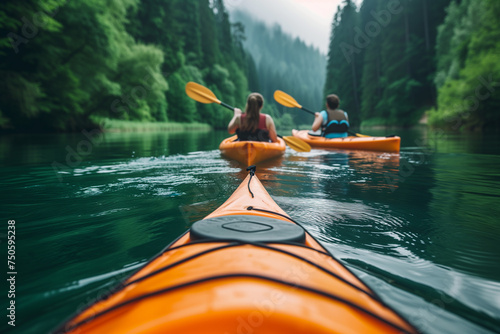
[226,0,361,54]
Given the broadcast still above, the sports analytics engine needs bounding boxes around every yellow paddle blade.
[274,90,302,109]
[348,131,370,137]
[282,136,311,152]
[185,82,221,105]
[354,133,371,137]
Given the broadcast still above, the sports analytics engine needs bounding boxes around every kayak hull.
[56,174,417,334]
[292,129,400,152]
[219,135,286,165]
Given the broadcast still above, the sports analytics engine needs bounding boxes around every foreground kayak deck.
[55,170,417,334]
[292,129,401,152]
[220,135,286,165]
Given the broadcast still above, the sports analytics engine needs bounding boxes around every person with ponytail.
[228,93,278,142]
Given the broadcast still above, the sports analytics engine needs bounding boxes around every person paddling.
[311,94,349,138]
[228,93,278,142]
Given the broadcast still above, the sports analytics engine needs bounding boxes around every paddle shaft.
[202,91,285,143]
[228,108,310,151]
[185,83,310,151]
[300,107,315,116]
[274,90,374,138]
[219,101,235,111]
[219,101,306,139]
[217,100,309,152]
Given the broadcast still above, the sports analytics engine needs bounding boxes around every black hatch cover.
[190,215,305,243]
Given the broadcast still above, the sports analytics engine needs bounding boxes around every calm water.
[1,128,500,333]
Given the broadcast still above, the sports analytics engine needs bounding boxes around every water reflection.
[0,129,222,167]
[280,145,500,333]
[284,149,401,195]
[1,129,500,334]
[427,153,500,282]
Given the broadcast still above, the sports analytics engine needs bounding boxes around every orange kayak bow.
[55,168,417,334]
[219,135,286,165]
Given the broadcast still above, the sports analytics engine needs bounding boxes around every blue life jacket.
[321,110,349,138]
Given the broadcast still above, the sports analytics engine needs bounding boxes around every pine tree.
[199,0,219,68]
[324,1,362,126]
[359,0,382,122]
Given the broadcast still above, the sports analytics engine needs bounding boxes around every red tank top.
[241,114,267,130]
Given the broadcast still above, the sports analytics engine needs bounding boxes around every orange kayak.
[55,169,417,334]
[292,129,401,152]
[220,135,286,165]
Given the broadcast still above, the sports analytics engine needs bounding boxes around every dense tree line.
[232,11,327,128]
[326,0,500,130]
[325,0,452,128]
[429,0,500,130]
[0,0,256,131]
[4,1,495,132]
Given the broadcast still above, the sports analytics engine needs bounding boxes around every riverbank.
[97,118,212,132]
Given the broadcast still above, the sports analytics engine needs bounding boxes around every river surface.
[1,128,500,333]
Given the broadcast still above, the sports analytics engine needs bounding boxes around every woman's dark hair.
[326,94,340,110]
[241,93,264,132]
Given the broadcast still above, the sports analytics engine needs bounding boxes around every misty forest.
[0,0,499,132]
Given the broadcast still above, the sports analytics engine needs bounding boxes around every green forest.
[1,0,499,132]
[327,0,500,130]
[0,0,255,131]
